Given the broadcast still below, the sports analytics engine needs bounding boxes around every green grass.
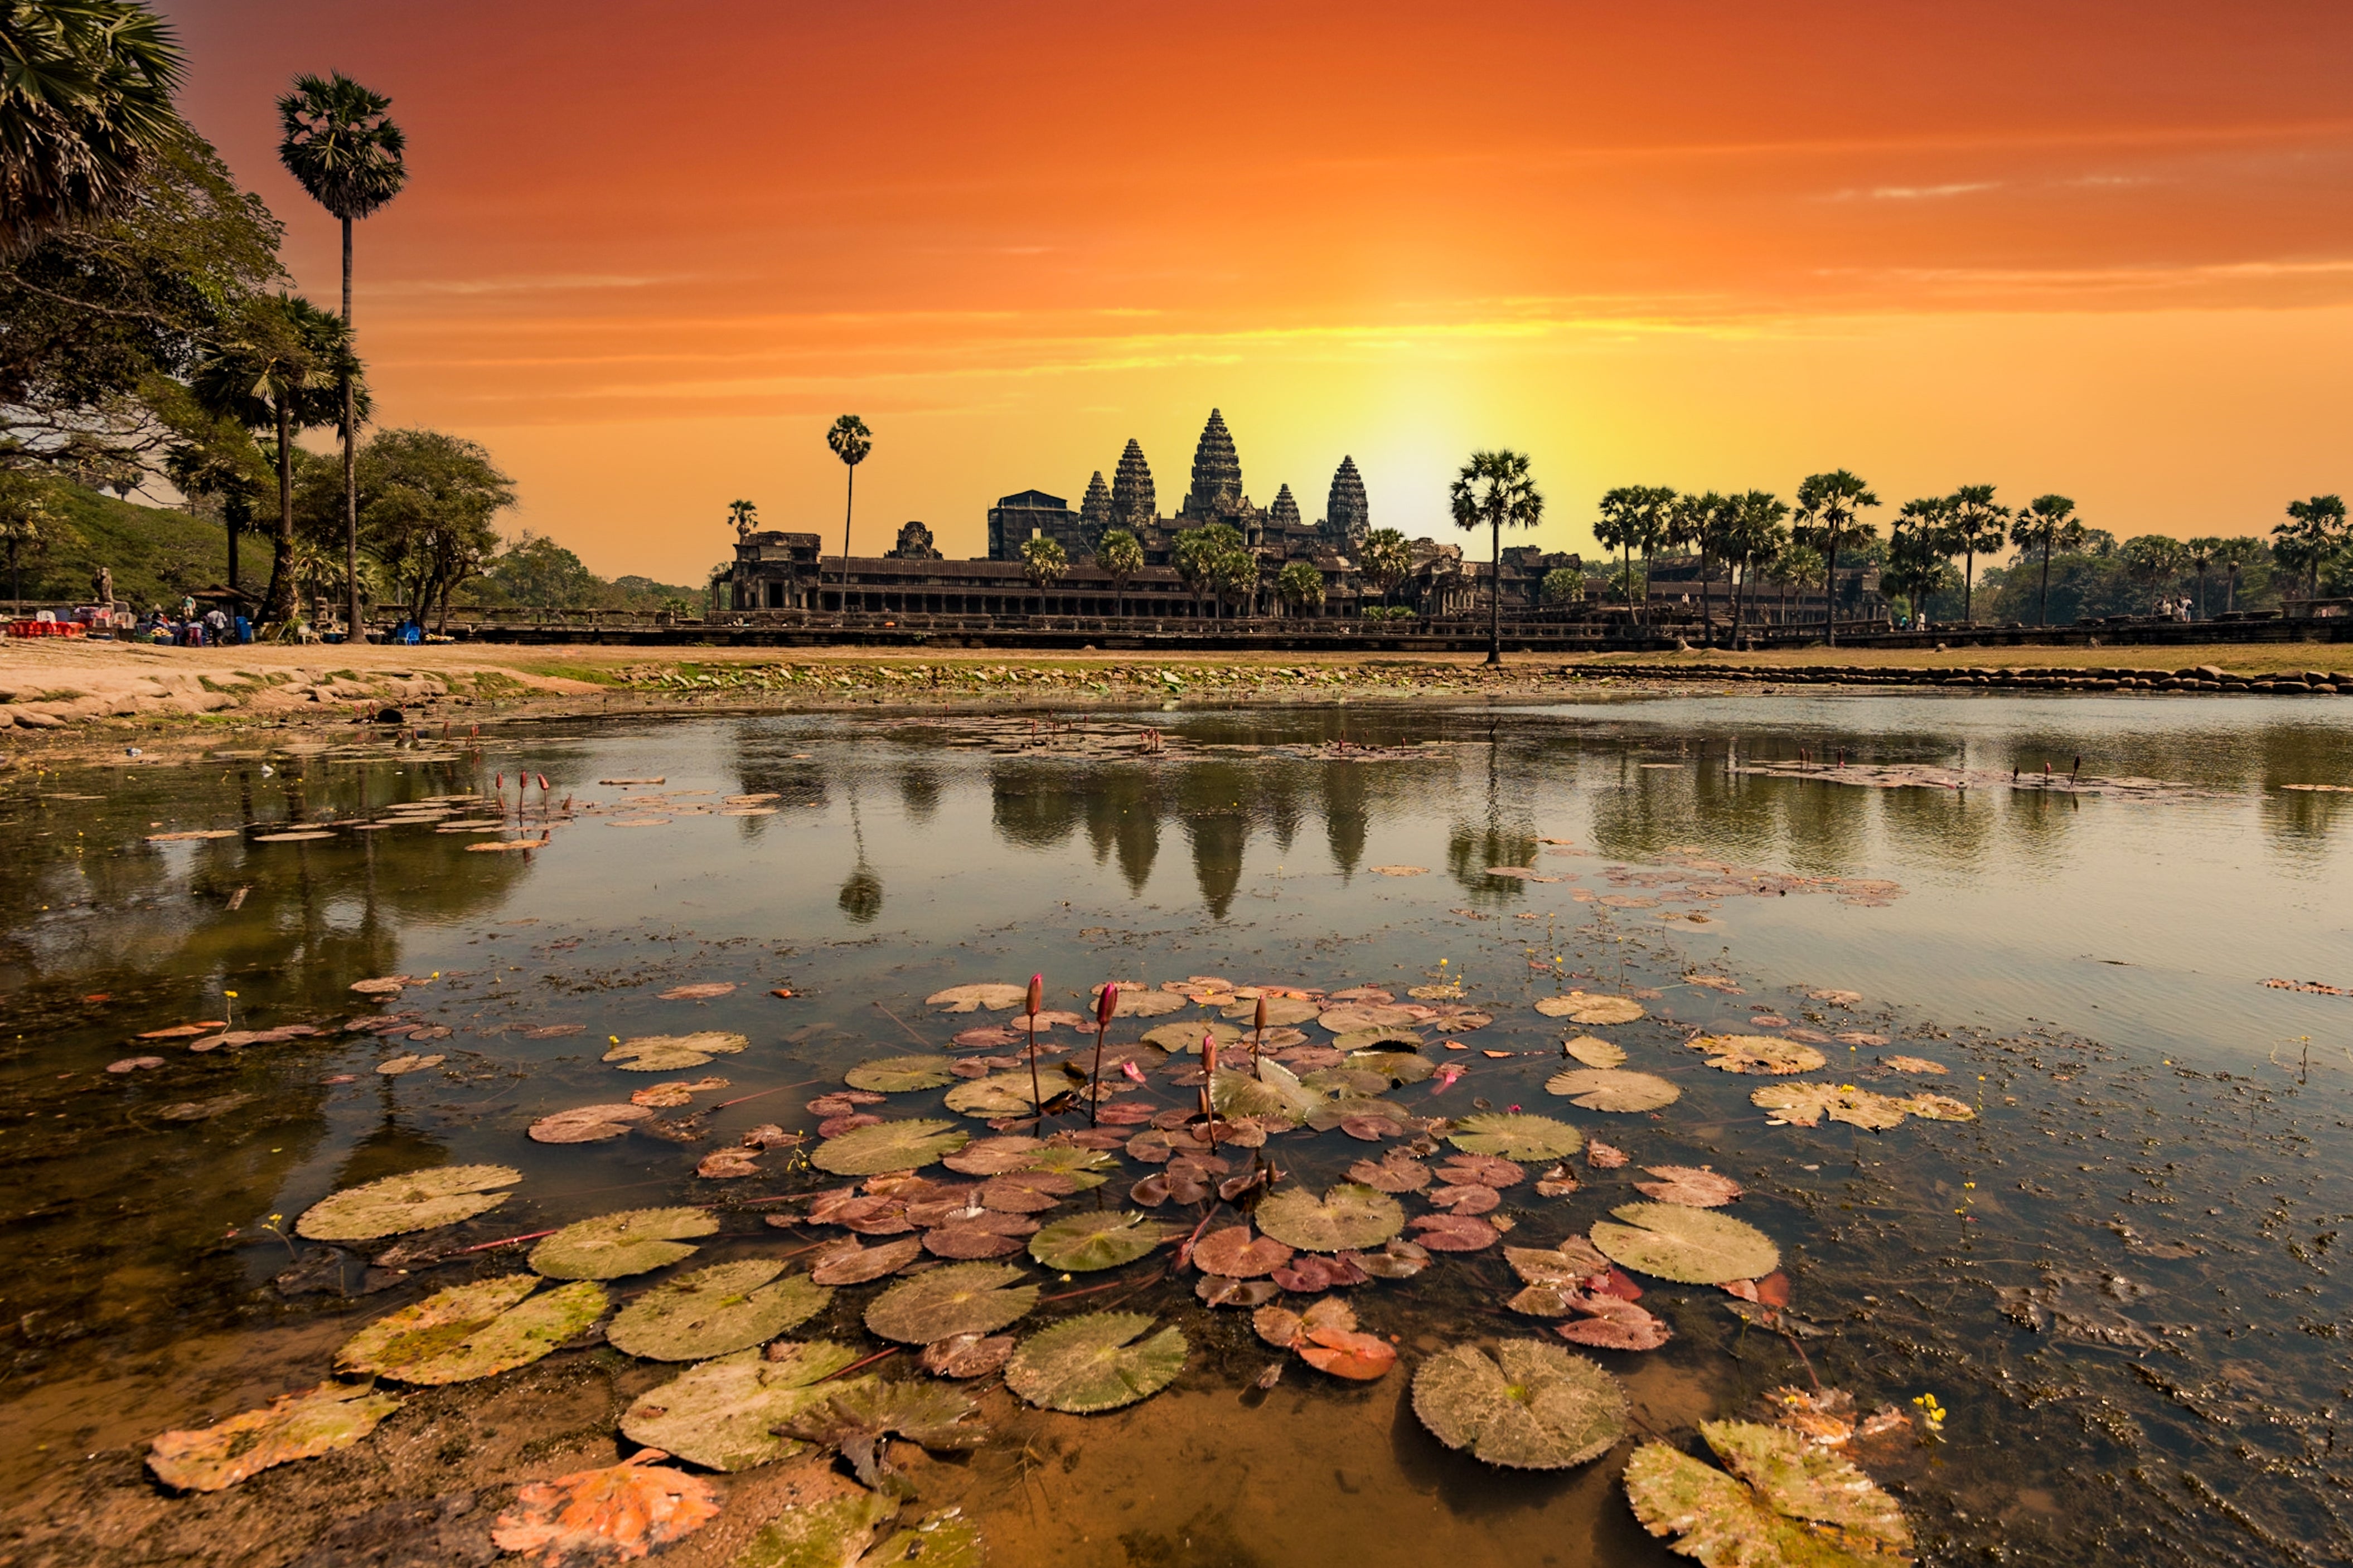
[11,482,238,610]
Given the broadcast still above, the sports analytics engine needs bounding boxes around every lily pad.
[1624,1419,1911,1567]
[1591,1202,1780,1285]
[147,1381,402,1492]
[1222,996,1321,1026]
[619,1343,866,1471]
[943,1071,1056,1116]
[1029,1212,1183,1271]
[865,1261,1039,1344]
[1318,1003,1421,1033]
[810,1236,925,1285]
[1563,1036,1627,1068]
[863,1512,986,1567]
[1332,1028,1425,1055]
[725,1458,902,1567]
[1535,993,1645,1026]
[1210,1069,1305,1120]
[528,1103,656,1143]
[1634,1166,1743,1208]
[1693,1035,1828,1075]
[1347,1048,1436,1084]
[336,1274,607,1385]
[492,1451,720,1562]
[926,983,1029,1012]
[780,1379,988,1490]
[295,1164,521,1241]
[1751,1083,1912,1130]
[606,1260,834,1361]
[1143,1021,1243,1053]
[1545,1069,1681,1113]
[1449,1113,1584,1162]
[529,1207,720,1279]
[1256,1183,1406,1253]
[845,1055,957,1093]
[1411,1339,1628,1470]
[921,1332,1016,1378]
[1192,1226,1294,1279]
[813,1118,971,1176]
[604,1031,751,1071]
[1005,1311,1188,1413]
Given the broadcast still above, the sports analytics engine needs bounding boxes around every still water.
[2,693,2349,1566]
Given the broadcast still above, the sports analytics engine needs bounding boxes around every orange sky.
[163,1,2353,580]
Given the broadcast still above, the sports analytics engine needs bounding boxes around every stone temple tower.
[1181,409,1244,521]
[1324,455,1369,551]
[1269,483,1301,533]
[1079,471,1114,550]
[1112,439,1156,527]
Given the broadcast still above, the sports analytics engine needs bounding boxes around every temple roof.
[1182,409,1243,518]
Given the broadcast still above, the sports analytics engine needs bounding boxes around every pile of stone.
[1577,663,2351,695]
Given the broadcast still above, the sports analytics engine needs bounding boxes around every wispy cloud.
[375,274,686,298]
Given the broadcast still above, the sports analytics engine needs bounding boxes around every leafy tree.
[1770,540,1823,629]
[1792,470,1879,644]
[1018,533,1066,616]
[1593,484,1672,622]
[2185,536,2220,619]
[190,292,362,627]
[826,414,871,586]
[355,428,514,630]
[485,531,595,611]
[2012,493,2083,627]
[0,0,185,257]
[1093,526,1142,618]
[1173,522,1248,619]
[156,386,268,593]
[0,468,64,603]
[1,131,284,471]
[1540,565,1582,605]
[1275,558,1324,616]
[1358,526,1411,609]
[1723,491,1789,639]
[1942,484,2007,624]
[1667,489,1727,643]
[727,497,757,535]
[2275,495,2348,603]
[1449,448,1543,664]
[1885,506,1957,625]
[2119,535,2190,613]
[278,70,406,639]
[2207,536,2267,614]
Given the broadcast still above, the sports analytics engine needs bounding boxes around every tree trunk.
[8,540,18,607]
[342,213,361,644]
[2039,535,2053,627]
[1962,547,1974,624]
[262,399,297,627]
[840,467,855,591]
[226,514,239,599]
[2195,565,2206,619]
[1823,530,1840,646]
[1488,515,1501,665]
[1698,551,1712,647]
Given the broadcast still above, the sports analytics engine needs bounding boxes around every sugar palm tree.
[1944,484,2008,625]
[1359,526,1411,610]
[826,415,872,592]
[1094,526,1142,619]
[1893,496,1953,625]
[1773,541,1824,629]
[1019,534,1067,618]
[2120,535,2190,613]
[278,71,406,641]
[2277,495,2349,603]
[192,294,364,628]
[0,0,185,258]
[2013,494,2081,627]
[1450,449,1543,665]
[1726,491,1790,640]
[1792,470,1879,644]
[2186,536,2220,619]
[1276,559,1324,617]
[1593,488,1640,616]
[1667,489,1724,644]
[2212,536,2265,614]
[727,498,759,536]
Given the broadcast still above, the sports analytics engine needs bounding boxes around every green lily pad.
[1209,1069,1305,1120]
[1590,1202,1780,1285]
[1304,1096,1411,1133]
[606,1260,833,1361]
[1255,1183,1406,1252]
[864,1261,1040,1344]
[1449,1113,1585,1161]
[1142,1021,1243,1053]
[1332,1028,1425,1054]
[1624,1420,1911,1567]
[1563,1036,1627,1068]
[619,1343,868,1471]
[778,1378,988,1489]
[813,1118,971,1176]
[729,1460,902,1567]
[861,1512,986,1568]
[1410,1339,1626,1470]
[1300,1067,1392,1098]
[845,1055,957,1093]
[529,1207,719,1280]
[336,1274,607,1385]
[1221,997,1321,1026]
[942,1071,1057,1116]
[147,1381,402,1492]
[1347,1048,1437,1084]
[1545,1069,1681,1113]
[1019,1145,1117,1188]
[295,1163,521,1241]
[1005,1311,1187,1413]
[1028,1212,1183,1271]
[926,983,1029,1012]
[604,1031,751,1071]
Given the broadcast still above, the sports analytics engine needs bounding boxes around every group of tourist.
[141,596,250,647]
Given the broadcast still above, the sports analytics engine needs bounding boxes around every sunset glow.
[163,0,2353,579]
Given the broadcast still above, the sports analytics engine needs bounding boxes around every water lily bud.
[1027,974,1043,1016]
[1096,983,1119,1027]
[1254,996,1269,1032]
[1202,1034,1218,1075]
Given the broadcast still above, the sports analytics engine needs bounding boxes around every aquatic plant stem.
[820,1346,902,1383]
[872,999,930,1047]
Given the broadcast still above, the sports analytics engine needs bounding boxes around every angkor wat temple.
[984,409,1368,567]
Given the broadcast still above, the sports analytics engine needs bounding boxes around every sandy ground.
[2,636,2347,765]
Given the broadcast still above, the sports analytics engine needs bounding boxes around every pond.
[2,692,2349,1566]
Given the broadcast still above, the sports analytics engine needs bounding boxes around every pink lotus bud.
[1202,1034,1218,1075]
[1096,983,1119,1026]
[1254,996,1269,1031]
[1121,1060,1147,1084]
[1027,974,1043,1016]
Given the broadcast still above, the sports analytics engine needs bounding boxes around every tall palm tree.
[1019,534,1066,618]
[1449,449,1543,666]
[1945,484,2008,625]
[1893,496,1952,625]
[278,71,406,642]
[2277,495,2349,603]
[1792,470,1879,644]
[1359,526,1411,611]
[192,293,362,628]
[0,470,55,606]
[1727,491,1790,642]
[1773,541,1823,629]
[2186,536,2220,619]
[1592,487,1645,616]
[1667,490,1723,644]
[2013,494,2081,628]
[826,414,871,595]
[1094,526,1142,619]
[0,0,185,258]
[727,498,759,536]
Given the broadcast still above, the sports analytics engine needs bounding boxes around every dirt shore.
[2,638,2347,765]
